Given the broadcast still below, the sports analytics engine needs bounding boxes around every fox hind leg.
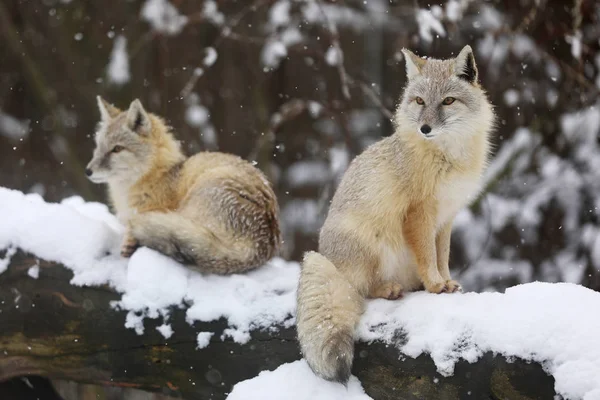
[368,282,404,300]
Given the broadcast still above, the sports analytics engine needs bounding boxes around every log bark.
[0,251,557,400]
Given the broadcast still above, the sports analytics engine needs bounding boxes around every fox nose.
[420,125,432,135]
[85,168,92,177]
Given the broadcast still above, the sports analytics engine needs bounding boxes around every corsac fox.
[86,97,281,274]
[296,45,495,383]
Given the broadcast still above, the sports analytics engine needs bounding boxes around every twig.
[347,74,394,120]
[179,0,272,98]
[315,0,351,101]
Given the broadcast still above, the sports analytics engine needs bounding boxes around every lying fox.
[296,45,495,382]
[86,97,281,274]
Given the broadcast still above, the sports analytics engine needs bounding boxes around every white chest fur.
[108,183,132,224]
[435,172,482,228]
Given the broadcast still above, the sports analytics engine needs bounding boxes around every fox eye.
[111,145,124,153]
[415,97,425,105]
[442,97,456,105]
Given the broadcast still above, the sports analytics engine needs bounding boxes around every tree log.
[0,251,556,399]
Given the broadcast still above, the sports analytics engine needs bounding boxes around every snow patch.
[0,111,30,140]
[227,360,371,400]
[203,47,218,67]
[107,35,130,85]
[0,246,16,275]
[141,0,188,35]
[325,46,341,66]
[27,264,40,279]
[185,104,209,128]
[261,40,288,68]
[156,323,173,339]
[269,0,291,28]
[203,0,224,26]
[196,332,213,349]
[503,89,519,107]
[416,9,445,43]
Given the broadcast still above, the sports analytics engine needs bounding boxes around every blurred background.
[1,0,600,297]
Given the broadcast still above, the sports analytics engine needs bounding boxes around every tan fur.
[296,45,495,383]
[86,97,281,274]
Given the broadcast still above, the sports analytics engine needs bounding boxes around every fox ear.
[126,99,151,135]
[454,45,478,84]
[97,96,121,121]
[402,48,426,80]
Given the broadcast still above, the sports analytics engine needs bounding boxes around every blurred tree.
[0,0,599,293]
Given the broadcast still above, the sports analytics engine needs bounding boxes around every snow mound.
[0,187,298,343]
[227,360,371,400]
[358,282,600,400]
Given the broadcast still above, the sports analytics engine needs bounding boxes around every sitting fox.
[296,45,495,382]
[86,97,281,274]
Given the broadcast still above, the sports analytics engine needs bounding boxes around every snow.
[185,104,209,127]
[416,9,445,43]
[1,186,599,399]
[503,89,519,107]
[203,47,218,67]
[269,0,291,28]
[301,2,392,32]
[27,264,39,279]
[0,111,29,140]
[0,186,298,344]
[227,360,371,400]
[307,101,323,118]
[156,323,173,339]
[196,332,213,349]
[0,246,16,275]
[141,0,188,36]
[107,35,130,85]
[203,0,225,26]
[445,0,463,22]
[261,40,288,68]
[567,31,582,59]
[325,46,341,66]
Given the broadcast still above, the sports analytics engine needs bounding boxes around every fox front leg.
[436,221,462,293]
[403,205,449,294]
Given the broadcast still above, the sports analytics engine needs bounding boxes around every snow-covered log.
[0,251,557,400]
[4,188,600,399]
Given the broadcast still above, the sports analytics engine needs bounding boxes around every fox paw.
[371,282,404,300]
[120,238,139,258]
[426,280,462,294]
[444,280,462,293]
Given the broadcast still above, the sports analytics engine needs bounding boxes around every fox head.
[395,45,494,145]
[85,97,155,184]
[86,97,181,184]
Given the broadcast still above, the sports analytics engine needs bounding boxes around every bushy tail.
[129,211,259,274]
[296,251,364,383]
